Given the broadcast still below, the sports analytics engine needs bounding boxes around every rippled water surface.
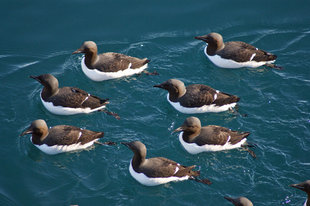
[1,0,310,205]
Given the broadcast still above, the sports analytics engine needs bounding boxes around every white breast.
[81,57,148,81]
[167,94,236,114]
[178,132,247,154]
[204,46,275,68]
[128,161,189,186]
[31,137,98,155]
[40,94,106,115]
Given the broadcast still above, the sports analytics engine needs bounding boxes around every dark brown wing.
[179,84,216,107]
[218,41,277,62]
[195,125,231,146]
[140,157,198,178]
[179,84,239,107]
[93,52,149,72]
[196,125,249,146]
[228,130,250,145]
[213,91,240,106]
[42,125,104,146]
[48,87,108,109]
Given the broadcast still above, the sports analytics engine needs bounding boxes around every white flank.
[40,94,106,115]
[204,46,275,68]
[178,132,247,154]
[31,136,98,155]
[129,161,189,186]
[304,200,307,206]
[81,57,148,81]
[167,94,236,114]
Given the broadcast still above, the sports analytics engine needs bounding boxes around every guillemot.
[122,141,212,186]
[20,119,115,155]
[173,117,255,157]
[154,79,239,114]
[30,74,119,119]
[73,41,156,81]
[195,32,282,69]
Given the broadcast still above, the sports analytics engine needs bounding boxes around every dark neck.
[182,130,200,143]
[131,152,145,173]
[306,194,310,206]
[31,133,48,145]
[168,88,186,102]
[41,87,59,100]
[84,51,98,69]
[207,42,224,56]
[168,92,180,102]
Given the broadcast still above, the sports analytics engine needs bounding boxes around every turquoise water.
[1,0,310,205]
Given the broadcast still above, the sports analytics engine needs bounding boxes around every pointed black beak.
[72,48,83,54]
[20,126,33,137]
[30,75,40,81]
[153,84,164,89]
[121,142,131,147]
[195,36,208,41]
[173,126,184,133]
[224,196,237,204]
[290,183,306,191]
[153,84,161,88]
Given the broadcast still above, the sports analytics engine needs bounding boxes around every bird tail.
[144,58,151,64]
[215,92,240,106]
[240,132,250,139]
[87,93,109,106]
[229,131,250,145]
[94,132,104,139]
[100,98,109,105]
[174,165,199,177]
[266,52,277,61]
[228,95,240,103]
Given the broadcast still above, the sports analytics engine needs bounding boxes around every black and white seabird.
[173,117,255,157]
[290,180,310,206]
[20,119,114,155]
[122,141,212,186]
[30,74,115,116]
[195,32,282,69]
[72,41,152,81]
[154,79,239,114]
[224,196,253,206]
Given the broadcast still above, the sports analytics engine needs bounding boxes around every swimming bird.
[72,41,155,81]
[195,32,282,69]
[20,119,114,155]
[224,196,254,206]
[122,140,212,186]
[30,74,119,118]
[154,79,239,114]
[290,180,310,206]
[173,117,255,158]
